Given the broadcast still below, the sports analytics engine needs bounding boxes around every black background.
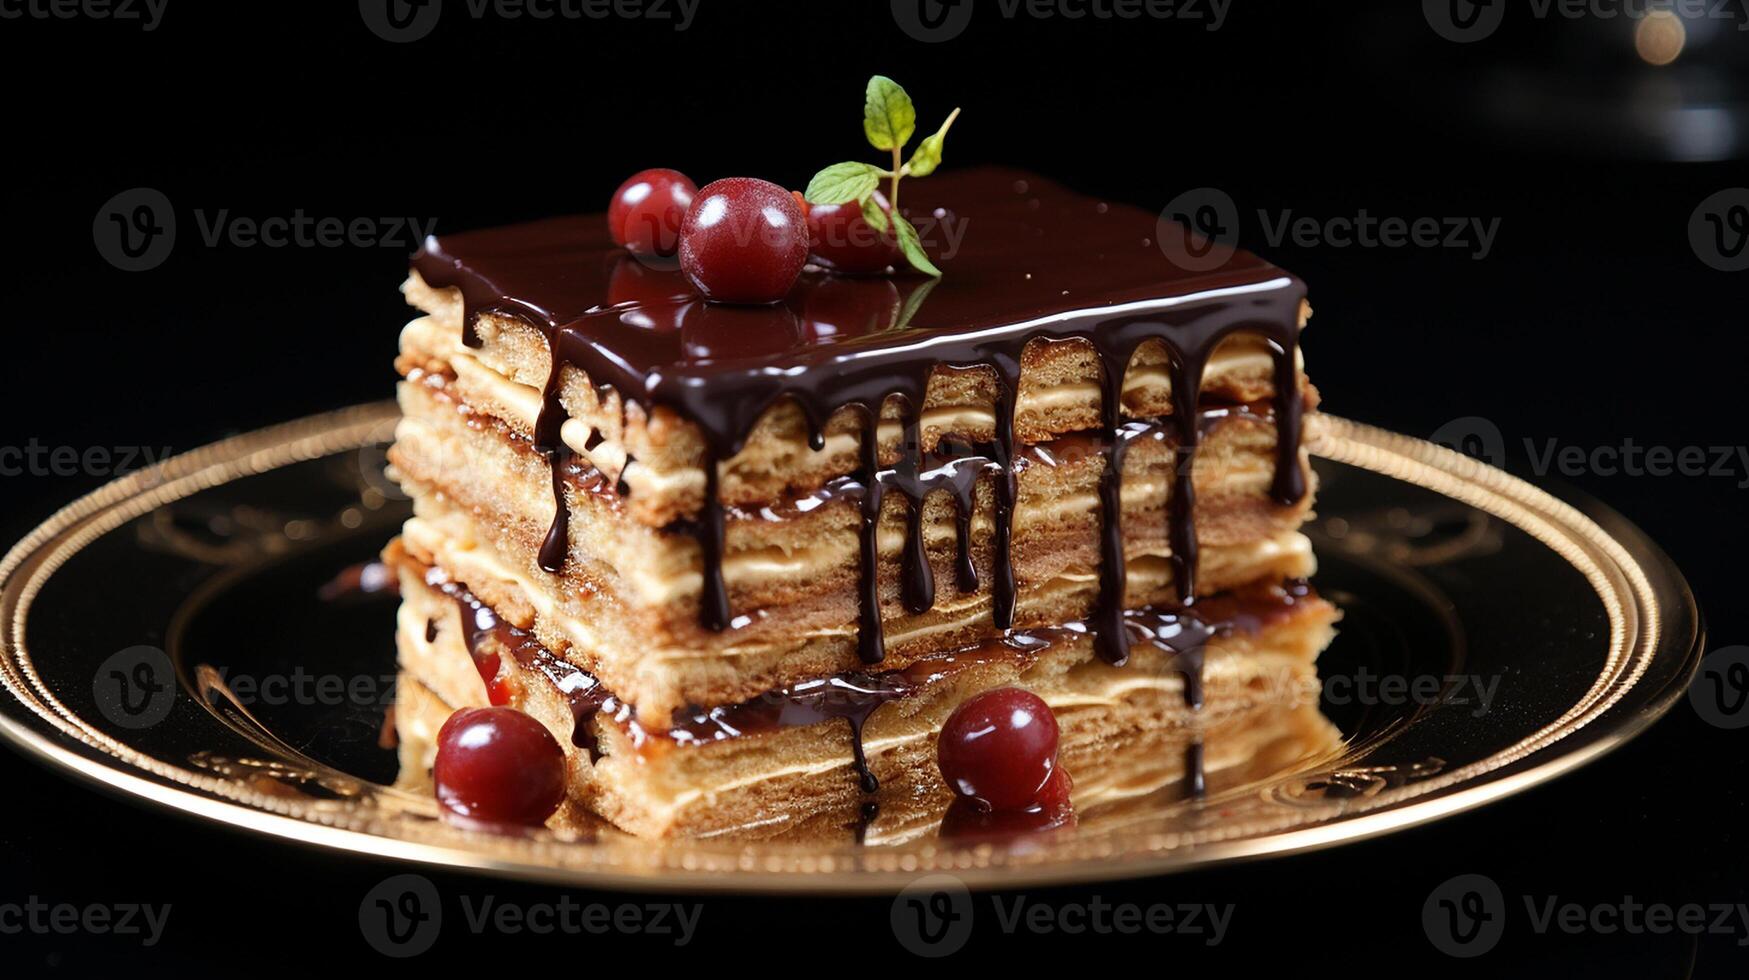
[2,1,1746,973]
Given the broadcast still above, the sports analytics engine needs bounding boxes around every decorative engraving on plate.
[1317,504,1502,567]
[187,750,368,800]
[1301,757,1448,799]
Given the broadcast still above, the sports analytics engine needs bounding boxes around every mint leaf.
[893,214,942,277]
[805,162,882,205]
[863,75,916,152]
[860,194,890,234]
[905,108,959,177]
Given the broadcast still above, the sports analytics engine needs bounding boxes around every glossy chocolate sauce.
[412,168,1307,675]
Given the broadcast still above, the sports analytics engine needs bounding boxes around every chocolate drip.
[697,454,730,631]
[411,167,1307,691]
[854,406,886,664]
[987,358,1021,632]
[888,430,996,618]
[897,410,935,615]
[854,800,880,845]
[537,446,571,573]
[1185,741,1207,798]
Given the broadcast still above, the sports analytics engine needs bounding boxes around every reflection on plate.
[0,406,1701,892]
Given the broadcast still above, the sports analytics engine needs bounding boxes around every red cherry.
[607,168,696,257]
[433,706,566,825]
[937,687,1061,810]
[940,770,1076,840]
[806,190,901,275]
[678,177,808,304]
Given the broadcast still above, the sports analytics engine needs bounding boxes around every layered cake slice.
[386,166,1336,838]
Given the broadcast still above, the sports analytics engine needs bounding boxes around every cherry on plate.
[807,190,901,275]
[937,687,1061,811]
[433,706,566,825]
[607,168,696,257]
[678,177,809,304]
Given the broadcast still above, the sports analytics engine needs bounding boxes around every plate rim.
[0,404,1704,894]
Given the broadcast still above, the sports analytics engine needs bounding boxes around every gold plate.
[0,404,1701,893]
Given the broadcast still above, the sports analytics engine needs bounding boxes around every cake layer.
[389,375,1317,717]
[392,364,1312,601]
[391,558,1337,839]
[397,296,1314,528]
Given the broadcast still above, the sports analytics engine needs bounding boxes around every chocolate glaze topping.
[412,168,1308,676]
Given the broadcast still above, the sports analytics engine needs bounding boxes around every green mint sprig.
[804,75,961,277]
